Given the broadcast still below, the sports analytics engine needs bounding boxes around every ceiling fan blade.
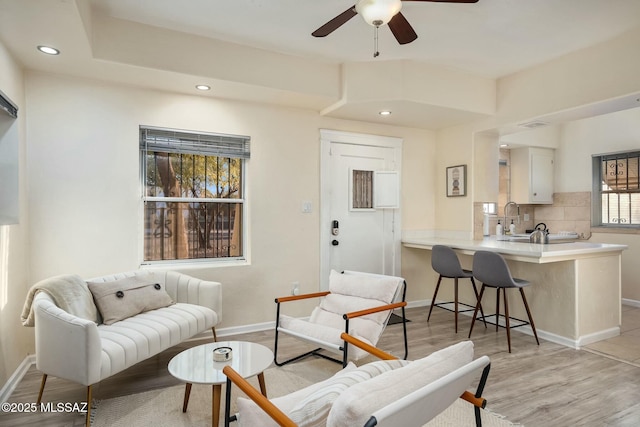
[312,6,357,37]
[388,12,418,45]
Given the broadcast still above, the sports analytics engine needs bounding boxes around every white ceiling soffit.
[1,0,639,129]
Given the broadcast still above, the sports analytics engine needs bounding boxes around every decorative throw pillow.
[87,275,174,325]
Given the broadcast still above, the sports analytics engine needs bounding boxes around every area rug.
[387,312,411,325]
[91,358,521,427]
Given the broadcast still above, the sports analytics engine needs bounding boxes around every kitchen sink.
[506,232,579,244]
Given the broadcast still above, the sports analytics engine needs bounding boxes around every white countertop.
[402,236,627,263]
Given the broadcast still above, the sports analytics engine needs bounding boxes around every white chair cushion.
[97,303,217,380]
[237,359,409,427]
[278,315,373,361]
[329,270,400,304]
[313,294,389,326]
[236,362,357,427]
[326,341,475,427]
[288,359,409,427]
[300,270,403,349]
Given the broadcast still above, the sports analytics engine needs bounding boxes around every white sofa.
[29,270,221,426]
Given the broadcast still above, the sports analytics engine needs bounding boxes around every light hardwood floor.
[584,305,640,366]
[2,306,640,426]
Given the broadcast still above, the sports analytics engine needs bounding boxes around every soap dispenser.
[509,220,516,235]
[496,220,503,237]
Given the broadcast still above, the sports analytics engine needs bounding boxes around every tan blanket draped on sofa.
[21,274,99,326]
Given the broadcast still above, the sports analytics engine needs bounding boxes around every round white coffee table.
[168,341,273,427]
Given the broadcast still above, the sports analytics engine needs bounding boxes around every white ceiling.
[90,0,640,78]
[1,0,640,129]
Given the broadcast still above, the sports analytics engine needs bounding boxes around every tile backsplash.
[533,192,591,239]
[474,191,592,240]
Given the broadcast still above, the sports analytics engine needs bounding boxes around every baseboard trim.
[576,327,621,348]
[622,298,640,308]
[436,298,621,350]
[406,299,429,309]
[0,354,35,403]
[217,320,276,338]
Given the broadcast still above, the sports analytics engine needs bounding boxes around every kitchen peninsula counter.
[402,236,626,263]
[402,235,627,348]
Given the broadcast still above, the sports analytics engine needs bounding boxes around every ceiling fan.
[312,0,479,46]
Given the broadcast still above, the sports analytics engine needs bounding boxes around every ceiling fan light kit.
[356,0,403,27]
[312,0,479,57]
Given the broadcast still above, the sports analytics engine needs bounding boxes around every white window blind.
[140,126,250,158]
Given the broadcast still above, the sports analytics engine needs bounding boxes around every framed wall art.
[446,164,466,197]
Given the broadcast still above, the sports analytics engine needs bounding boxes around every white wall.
[24,71,436,336]
[495,27,640,126]
[434,124,476,237]
[556,107,640,193]
[0,41,30,387]
[557,107,640,301]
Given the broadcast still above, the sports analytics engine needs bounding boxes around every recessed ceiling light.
[500,144,509,148]
[379,110,391,116]
[195,85,211,91]
[37,45,60,55]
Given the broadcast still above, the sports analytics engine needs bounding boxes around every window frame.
[139,126,249,265]
[592,150,640,229]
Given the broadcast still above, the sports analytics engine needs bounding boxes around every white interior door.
[320,130,402,290]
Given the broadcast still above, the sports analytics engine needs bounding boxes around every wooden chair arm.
[275,291,330,304]
[222,366,296,427]
[460,391,487,409]
[340,332,397,361]
[343,301,407,320]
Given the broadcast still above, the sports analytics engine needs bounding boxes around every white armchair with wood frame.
[223,333,491,427]
[274,270,408,367]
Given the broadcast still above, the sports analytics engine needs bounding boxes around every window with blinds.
[140,126,250,262]
[593,151,640,226]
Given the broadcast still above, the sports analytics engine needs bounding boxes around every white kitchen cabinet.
[510,147,554,204]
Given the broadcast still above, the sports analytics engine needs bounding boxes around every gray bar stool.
[468,250,540,352]
[428,245,486,333]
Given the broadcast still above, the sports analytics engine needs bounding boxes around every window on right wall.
[593,151,640,227]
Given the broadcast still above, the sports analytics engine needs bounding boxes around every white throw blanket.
[21,274,99,326]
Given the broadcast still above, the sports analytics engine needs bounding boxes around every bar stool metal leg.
[454,277,459,333]
[495,288,500,332]
[470,278,487,328]
[503,288,512,353]
[468,285,486,338]
[520,288,540,345]
[427,275,443,322]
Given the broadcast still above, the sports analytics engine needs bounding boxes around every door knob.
[331,240,339,246]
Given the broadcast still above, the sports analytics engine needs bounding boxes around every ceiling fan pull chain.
[373,25,380,58]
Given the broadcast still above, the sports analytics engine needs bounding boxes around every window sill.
[139,258,249,271]
[591,226,640,235]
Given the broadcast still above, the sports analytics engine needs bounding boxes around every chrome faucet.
[504,201,519,229]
